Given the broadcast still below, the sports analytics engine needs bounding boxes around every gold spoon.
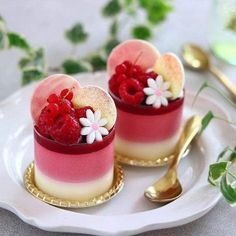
[144,116,202,203]
[182,43,236,99]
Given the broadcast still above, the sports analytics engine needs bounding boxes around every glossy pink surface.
[114,97,184,142]
[35,140,114,183]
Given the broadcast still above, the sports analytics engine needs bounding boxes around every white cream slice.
[115,131,180,160]
[34,166,114,201]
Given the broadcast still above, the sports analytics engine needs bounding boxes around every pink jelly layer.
[34,128,114,183]
[111,93,184,142]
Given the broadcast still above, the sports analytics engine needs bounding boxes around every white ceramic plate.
[0,72,232,236]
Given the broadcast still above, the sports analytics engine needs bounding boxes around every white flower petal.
[87,131,95,144]
[79,118,91,126]
[99,127,109,135]
[162,81,171,90]
[143,87,155,95]
[81,127,92,135]
[147,78,157,89]
[95,131,103,141]
[146,95,156,105]
[163,90,173,98]
[153,98,161,108]
[86,109,94,122]
[94,110,101,122]
[98,118,108,126]
[161,96,168,106]
[156,75,163,87]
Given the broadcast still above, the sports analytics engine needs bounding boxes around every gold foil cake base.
[115,147,190,167]
[24,162,124,208]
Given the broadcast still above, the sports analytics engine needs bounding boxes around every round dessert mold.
[34,127,115,200]
[110,93,184,160]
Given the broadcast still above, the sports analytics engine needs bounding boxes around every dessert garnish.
[32,75,116,145]
[143,76,173,108]
[108,39,185,108]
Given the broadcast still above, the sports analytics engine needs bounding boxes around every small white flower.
[79,109,109,144]
[143,75,173,108]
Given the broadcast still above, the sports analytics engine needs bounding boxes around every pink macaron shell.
[31,74,80,123]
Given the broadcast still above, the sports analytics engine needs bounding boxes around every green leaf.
[7,32,32,53]
[0,18,8,50]
[132,25,152,40]
[220,172,236,206]
[229,147,236,162]
[208,161,230,186]
[62,58,92,74]
[217,147,231,161]
[88,53,107,71]
[22,68,45,85]
[65,23,88,44]
[18,48,45,70]
[199,111,214,135]
[110,19,118,37]
[139,0,172,24]
[104,38,120,55]
[102,0,121,17]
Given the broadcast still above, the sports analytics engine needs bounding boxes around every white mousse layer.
[34,166,114,201]
[115,131,180,160]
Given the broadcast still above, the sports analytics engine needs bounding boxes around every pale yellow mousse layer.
[115,131,181,160]
[34,165,114,201]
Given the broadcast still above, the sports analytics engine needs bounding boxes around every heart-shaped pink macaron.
[107,39,160,76]
[31,74,80,123]
[154,53,185,99]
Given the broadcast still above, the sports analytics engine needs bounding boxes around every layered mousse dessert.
[31,74,117,201]
[107,39,185,160]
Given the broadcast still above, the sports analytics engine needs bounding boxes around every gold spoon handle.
[170,116,202,169]
[209,66,236,100]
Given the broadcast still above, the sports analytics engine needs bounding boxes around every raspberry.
[147,71,158,79]
[59,99,72,114]
[45,103,59,118]
[123,60,132,68]
[115,63,127,74]
[36,107,54,137]
[127,65,142,77]
[75,106,94,119]
[47,94,59,104]
[109,74,119,96]
[50,114,81,144]
[119,79,145,105]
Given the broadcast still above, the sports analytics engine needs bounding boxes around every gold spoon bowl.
[144,116,202,203]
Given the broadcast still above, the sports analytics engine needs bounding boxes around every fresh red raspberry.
[115,63,127,74]
[47,94,59,104]
[75,106,94,119]
[50,114,81,144]
[59,99,73,115]
[127,65,143,77]
[119,79,145,105]
[123,60,132,69]
[36,107,54,137]
[109,74,120,96]
[146,71,158,79]
[45,103,59,118]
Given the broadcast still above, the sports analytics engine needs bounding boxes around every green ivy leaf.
[102,0,121,17]
[7,32,32,54]
[65,23,88,44]
[62,58,92,74]
[132,25,152,40]
[0,18,8,50]
[104,38,120,55]
[220,172,236,206]
[88,53,107,71]
[199,111,214,135]
[22,68,45,85]
[138,0,172,25]
[19,48,45,70]
[208,161,230,186]
[110,19,118,37]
